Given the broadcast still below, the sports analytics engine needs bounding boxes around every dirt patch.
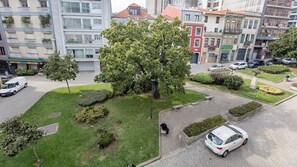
[100,140,117,154]
[48,112,61,118]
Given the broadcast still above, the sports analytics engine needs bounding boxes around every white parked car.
[282,58,297,65]
[229,62,248,70]
[205,125,248,157]
[0,77,27,97]
[207,64,225,71]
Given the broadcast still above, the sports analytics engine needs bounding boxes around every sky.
[111,0,146,13]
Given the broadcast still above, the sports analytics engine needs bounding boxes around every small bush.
[223,75,244,90]
[211,69,231,73]
[192,73,214,84]
[210,70,230,85]
[229,101,262,117]
[183,115,226,137]
[97,132,115,149]
[252,69,261,76]
[74,105,109,124]
[15,68,37,75]
[258,65,289,74]
[259,85,284,95]
[292,83,297,88]
[96,127,108,134]
[78,90,112,106]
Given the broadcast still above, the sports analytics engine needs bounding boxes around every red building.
[162,5,204,64]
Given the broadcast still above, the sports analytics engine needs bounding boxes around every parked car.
[229,62,247,70]
[0,74,13,84]
[0,77,27,97]
[205,125,249,157]
[282,58,297,65]
[266,58,283,65]
[207,64,225,71]
[247,60,265,68]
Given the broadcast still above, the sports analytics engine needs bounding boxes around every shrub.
[78,90,112,106]
[192,73,214,84]
[252,69,261,76]
[74,105,109,124]
[223,75,244,90]
[183,115,226,137]
[292,83,297,88]
[210,70,230,85]
[15,69,37,75]
[229,101,262,117]
[15,69,26,75]
[259,85,284,95]
[97,132,115,149]
[258,65,289,74]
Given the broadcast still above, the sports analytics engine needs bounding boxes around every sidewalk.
[159,83,252,156]
[234,72,296,93]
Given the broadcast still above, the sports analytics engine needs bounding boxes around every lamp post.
[150,79,157,120]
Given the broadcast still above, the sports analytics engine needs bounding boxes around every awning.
[7,57,44,64]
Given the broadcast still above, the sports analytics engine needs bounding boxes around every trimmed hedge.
[257,65,289,74]
[74,105,109,124]
[210,70,230,85]
[223,75,244,90]
[97,132,115,149]
[183,115,226,137]
[78,90,112,106]
[229,101,262,117]
[259,85,283,95]
[192,73,214,84]
[15,68,38,76]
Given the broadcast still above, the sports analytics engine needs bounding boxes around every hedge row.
[183,115,226,137]
[229,101,262,117]
[258,65,289,74]
[15,69,38,75]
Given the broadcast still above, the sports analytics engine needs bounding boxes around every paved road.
[0,73,96,123]
[147,97,297,167]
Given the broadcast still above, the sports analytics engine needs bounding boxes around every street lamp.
[150,79,157,120]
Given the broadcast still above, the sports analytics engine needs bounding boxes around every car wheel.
[236,67,239,70]
[222,150,228,158]
[13,91,16,95]
[243,138,248,145]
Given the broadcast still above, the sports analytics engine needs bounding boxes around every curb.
[273,93,297,106]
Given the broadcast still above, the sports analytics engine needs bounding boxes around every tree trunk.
[66,79,70,94]
[32,145,41,166]
[151,80,160,99]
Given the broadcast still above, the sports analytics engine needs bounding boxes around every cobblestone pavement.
[147,96,297,167]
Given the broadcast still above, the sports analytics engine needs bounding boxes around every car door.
[15,82,21,92]
[229,134,243,151]
[239,63,245,69]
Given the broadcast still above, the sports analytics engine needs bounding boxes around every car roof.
[211,125,236,141]
[5,77,25,84]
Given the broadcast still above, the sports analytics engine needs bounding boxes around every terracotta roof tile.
[112,3,155,20]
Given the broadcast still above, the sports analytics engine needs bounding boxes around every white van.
[0,77,27,97]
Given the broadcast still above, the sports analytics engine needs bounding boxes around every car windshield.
[208,133,223,145]
[1,83,15,89]
[233,63,240,65]
[226,125,242,135]
[212,65,217,67]
[247,62,254,64]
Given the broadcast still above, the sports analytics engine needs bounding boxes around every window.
[94,35,102,40]
[210,38,215,46]
[207,3,211,7]
[204,38,208,47]
[84,35,92,44]
[64,18,81,29]
[39,0,47,7]
[204,16,208,23]
[2,0,9,7]
[240,34,245,43]
[216,39,221,47]
[253,20,259,29]
[85,49,93,58]
[95,49,100,54]
[93,19,102,25]
[82,3,90,13]
[20,0,28,7]
[216,17,220,23]
[225,137,233,144]
[0,34,2,40]
[214,28,218,33]
[195,28,201,36]
[92,3,101,10]
[65,34,83,44]
[185,14,190,21]
[243,19,248,28]
[62,2,80,13]
[194,39,200,47]
[129,9,138,15]
[67,49,84,58]
[248,20,253,29]
[186,27,192,35]
[83,19,91,29]
[194,15,199,22]
[0,47,5,55]
[234,37,238,44]
[251,34,255,42]
[246,34,250,42]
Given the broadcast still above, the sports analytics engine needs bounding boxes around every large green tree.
[43,53,79,94]
[268,27,297,59]
[96,16,192,98]
[0,116,43,165]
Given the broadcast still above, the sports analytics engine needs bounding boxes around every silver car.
[207,64,225,71]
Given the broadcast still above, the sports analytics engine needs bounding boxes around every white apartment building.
[50,0,111,72]
[289,0,297,27]
[0,0,55,73]
[222,0,265,13]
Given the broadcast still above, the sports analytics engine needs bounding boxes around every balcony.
[27,53,39,58]
[208,46,216,51]
[7,38,19,43]
[37,7,49,12]
[10,52,22,58]
[24,38,36,43]
[18,7,30,12]
[223,28,242,34]
[244,41,251,47]
[0,7,12,12]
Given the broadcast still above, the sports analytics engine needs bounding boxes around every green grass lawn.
[0,84,206,167]
[189,80,293,104]
[238,68,297,83]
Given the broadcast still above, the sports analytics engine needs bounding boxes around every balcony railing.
[10,52,22,58]
[0,7,12,12]
[208,46,216,50]
[24,38,36,43]
[223,28,242,34]
[27,53,39,58]
[37,7,49,12]
[244,41,251,47]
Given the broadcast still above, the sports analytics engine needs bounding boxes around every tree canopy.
[43,53,79,94]
[96,16,192,98]
[268,27,297,59]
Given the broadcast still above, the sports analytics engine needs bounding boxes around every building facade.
[50,0,111,72]
[162,5,204,64]
[288,0,297,27]
[0,0,55,73]
[112,3,155,23]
